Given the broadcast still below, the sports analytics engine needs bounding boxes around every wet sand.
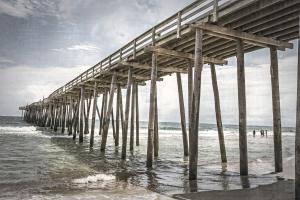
[173,156,295,200]
[173,179,294,200]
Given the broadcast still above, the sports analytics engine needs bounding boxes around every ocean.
[0,116,295,199]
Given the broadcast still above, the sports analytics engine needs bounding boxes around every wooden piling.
[79,86,85,143]
[99,91,107,135]
[111,109,116,140]
[115,85,120,146]
[122,68,132,159]
[295,18,300,200]
[135,83,140,146]
[237,39,248,176]
[101,73,117,151]
[176,72,189,157]
[130,81,136,151]
[210,63,227,163]
[118,85,124,139]
[62,98,67,134]
[270,47,283,172]
[147,53,157,167]
[188,62,193,122]
[189,28,203,180]
[154,85,159,157]
[84,96,92,135]
[90,82,98,147]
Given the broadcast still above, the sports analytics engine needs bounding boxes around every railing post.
[133,39,137,60]
[177,11,182,38]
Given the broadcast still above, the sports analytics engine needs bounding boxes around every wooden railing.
[48,0,230,99]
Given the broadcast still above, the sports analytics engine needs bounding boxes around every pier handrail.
[48,0,230,100]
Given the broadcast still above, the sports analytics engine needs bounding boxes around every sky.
[0,0,298,127]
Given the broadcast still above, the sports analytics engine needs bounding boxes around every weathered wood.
[79,86,85,143]
[119,61,187,74]
[147,53,157,167]
[176,72,189,157]
[192,22,293,49]
[189,28,203,180]
[210,63,227,163]
[237,39,248,176]
[295,17,300,200]
[118,84,124,139]
[154,85,159,157]
[144,46,227,65]
[135,83,140,146]
[122,68,132,159]
[90,82,98,147]
[61,98,67,133]
[111,109,116,140]
[84,95,92,135]
[270,47,283,172]
[188,62,193,123]
[73,99,80,140]
[101,73,117,151]
[115,85,120,147]
[130,81,136,151]
[99,92,107,135]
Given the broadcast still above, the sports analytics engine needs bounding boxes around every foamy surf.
[72,174,115,184]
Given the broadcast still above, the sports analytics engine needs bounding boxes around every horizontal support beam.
[91,78,147,86]
[119,61,187,73]
[191,22,293,50]
[144,46,228,65]
[105,71,163,81]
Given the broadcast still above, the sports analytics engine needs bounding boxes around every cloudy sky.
[0,0,298,127]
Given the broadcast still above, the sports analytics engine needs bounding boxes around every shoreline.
[173,179,294,200]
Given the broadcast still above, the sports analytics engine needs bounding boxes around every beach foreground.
[174,180,294,200]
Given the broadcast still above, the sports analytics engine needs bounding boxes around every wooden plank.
[189,28,203,180]
[176,72,189,157]
[147,53,157,168]
[90,82,98,147]
[192,22,293,49]
[144,46,228,65]
[237,39,248,176]
[101,72,117,151]
[122,68,132,159]
[210,63,227,163]
[270,47,283,172]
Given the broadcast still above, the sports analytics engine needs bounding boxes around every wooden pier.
[20,0,300,197]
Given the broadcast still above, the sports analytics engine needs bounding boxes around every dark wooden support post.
[115,84,121,146]
[111,109,116,140]
[176,72,189,157]
[270,47,283,172]
[101,73,117,151]
[73,100,80,139]
[237,39,248,176]
[189,28,203,180]
[147,53,157,167]
[118,85,124,140]
[54,105,59,132]
[99,92,107,135]
[188,62,193,130]
[90,82,98,147]
[210,63,227,163]
[68,99,73,135]
[130,81,136,151]
[79,86,85,143]
[154,85,159,157]
[135,83,140,146]
[61,98,67,134]
[122,68,132,159]
[84,96,92,135]
[295,18,300,200]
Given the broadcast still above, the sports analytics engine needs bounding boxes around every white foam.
[72,174,115,184]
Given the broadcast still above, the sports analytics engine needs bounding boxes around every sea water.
[0,116,295,199]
